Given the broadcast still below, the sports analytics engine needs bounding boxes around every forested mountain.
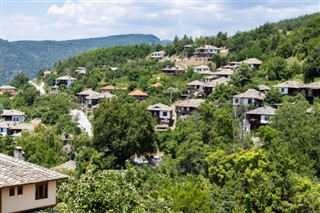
[0,34,162,85]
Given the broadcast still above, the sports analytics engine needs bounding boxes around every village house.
[186,80,205,94]
[304,81,320,103]
[242,58,263,69]
[0,85,16,96]
[85,92,115,108]
[1,109,25,123]
[232,89,265,107]
[257,85,271,93]
[193,45,222,61]
[243,106,277,131]
[49,85,59,94]
[175,99,205,119]
[203,77,229,96]
[213,69,234,79]
[222,61,241,71]
[101,85,116,93]
[77,89,100,104]
[0,121,36,136]
[55,76,77,87]
[198,70,215,76]
[161,67,185,75]
[0,152,68,213]
[147,103,173,127]
[128,90,149,101]
[150,51,165,59]
[204,76,215,83]
[193,65,211,73]
[273,81,305,96]
[75,67,87,74]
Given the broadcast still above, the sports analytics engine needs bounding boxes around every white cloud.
[1,0,319,41]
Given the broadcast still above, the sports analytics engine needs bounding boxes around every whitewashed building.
[232,89,265,107]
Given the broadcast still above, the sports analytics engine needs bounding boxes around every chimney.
[14,146,24,161]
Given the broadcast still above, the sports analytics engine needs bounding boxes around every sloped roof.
[101,85,116,90]
[214,69,234,76]
[53,160,76,171]
[242,58,263,65]
[246,106,276,116]
[258,85,270,91]
[198,71,215,75]
[128,90,148,96]
[204,77,229,88]
[147,103,172,111]
[273,81,304,89]
[0,121,34,131]
[0,85,16,90]
[304,81,320,89]
[233,89,265,100]
[175,99,205,108]
[1,109,25,116]
[186,80,205,86]
[85,92,115,100]
[0,153,68,188]
[194,65,210,69]
[151,82,162,88]
[56,75,77,81]
[77,89,100,96]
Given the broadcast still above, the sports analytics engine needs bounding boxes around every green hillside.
[0,34,162,85]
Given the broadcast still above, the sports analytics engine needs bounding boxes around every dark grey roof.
[246,106,276,115]
[0,153,68,188]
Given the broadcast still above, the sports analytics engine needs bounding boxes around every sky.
[0,0,319,41]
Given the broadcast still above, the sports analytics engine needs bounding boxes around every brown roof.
[204,77,229,88]
[214,69,234,76]
[101,85,116,90]
[258,85,270,91]
[147,103,172,111]
[0,153,68,188]
[233,89,265,100]
[242,58,263,65]
[273,81,304,89]
[175,99,205,108]
[128,90,148,97]
[77,89,100,96]
[198,71,215,75]
[0,121,34,131]
[1,109,25,116]
[150,82,162,88]
[246,106,276,116]
[53,160,76,171]
[85,92,115,100]
[304,81,320,89]
[186,80,205,86]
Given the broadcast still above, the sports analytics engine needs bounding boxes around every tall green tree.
[93,99,157,168]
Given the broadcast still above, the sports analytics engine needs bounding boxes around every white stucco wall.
[12,115,25,123]
[278,87,288,95]
[159,111,171,119]
[2,181,57,213]
[0,128,8,136]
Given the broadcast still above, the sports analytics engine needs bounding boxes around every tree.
[264,88,282,104]
[231,64,255,88]
[260,57,289,80]
[93,99,157,168]
[303,46,320,82]
[10,72,29,89]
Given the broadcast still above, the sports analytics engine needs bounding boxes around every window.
[9,187,15,196]
[281,88,285,93]
[248,98,252,104]
[18,186,23,195]
[264,116,270,121]
[35,182,48,200]
[234,98,239,104]
[163,111,168,117]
